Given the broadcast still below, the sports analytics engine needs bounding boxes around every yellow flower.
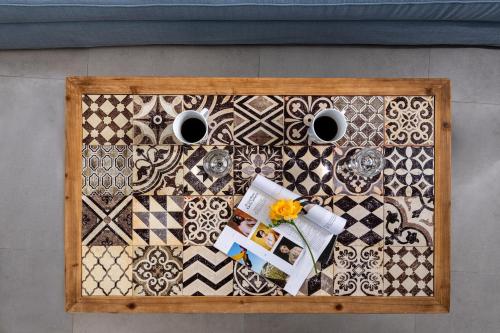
[269,199,302,222]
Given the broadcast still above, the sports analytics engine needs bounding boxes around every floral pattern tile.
[234,95,284,146]
[333,147,384,195]
[132,95,183,144]
[82,95,134,145]
[183,196,232,246]
[183,145,234,195]
[82,145,133,196]
[334,195,384,247]
[385,96,434,146]
[384,246,434,296]
[385,197,434,246]
[82,194,132,246]
[384,147,434,197]
[283,146,334,196]
[132,245,183,296]
[233,146,283,194]
[133,145,184,195]
[333,244,384,296]
[183,246,233,296]
[232,262,286,296]
[82,246,133,296]
[183,95,234,145]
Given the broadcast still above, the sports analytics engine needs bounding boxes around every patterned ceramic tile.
[165,196,184,246]
[333,147,383,195]
[82,194,132,246]
[385,96,434,146]
[183,196,232,246]
[82,95,134,145]
[82,145,133,196]
[233,146,283,194]
[384,246,434,296]
[132,245,183,296]
[298,265,333,296]
[303,196,334,212]
[132,95,183,144]
[183,145,234,195]
[283,146,334,196]
[183,95,234,145]
[384,147,434,197]
[182,246,233,296]
[333,243,384,296]
[82,246,133,296]
[385,197,434,246]
[334,195,384,247]
[133,145,184,195]
[234,95,284,145]
[232,262,286,296]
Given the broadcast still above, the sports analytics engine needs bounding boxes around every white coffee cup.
[307,108,347,144]
[173,108,209,144]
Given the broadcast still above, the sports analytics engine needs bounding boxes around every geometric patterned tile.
[234,95,284,146]
[334,195,384,247]
[283,145,334,196]
[333,147,384,195]
[166,196,184,246]
[82,246,133,296]
[384,246,434,296]
[82,145,133,196]
[232,262,286,296]
[82,95,134,145]
[183,196,233,246]
[183,95,234,145]
[384,196,434,246]
[182,246,233,296]
[385,96,434,146]
[132,95,183,145]
[81,194,132,246]
[303,195,334,212]
[132,245,183,296]
[132,194,168,246]
[133,145,184,195]
[183,145,234,195]
[298,264,333,296]
[233,145,283,195]
[384,147,434,197]
[333,243,384,296]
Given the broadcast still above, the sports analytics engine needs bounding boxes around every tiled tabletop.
[80,94,435,298]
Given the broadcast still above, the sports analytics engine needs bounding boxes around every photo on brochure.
[228,208,257,237]
[250,222,280,251]
[273,237,304,265]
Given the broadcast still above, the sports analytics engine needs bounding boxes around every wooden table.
[65,77,451,313]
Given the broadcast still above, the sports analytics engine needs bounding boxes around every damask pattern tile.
[234,95,284,145]
[385,96,434,146]
[283,146,334,196]
[183,95,234,145]
[132,95,183,144]
[183,246,233,296]
[183,196,232,246]
[183,145,234,195]
[132,245,183,296]
[384,246,434,296]
[384,147,434,197]
[133,145,183,195]
[333,147,383,195]
[232,262,286,296]
[233,146,283,194]
[82,145,133,196]
[385,197,434,246]
[82,194,132,246]
[82,95,134,145]
[82,246,133,296]
[333,244,384,296]
[334,195,384,247]
[298,265,333,296]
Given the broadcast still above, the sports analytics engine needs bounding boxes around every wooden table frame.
[65,77,451,313]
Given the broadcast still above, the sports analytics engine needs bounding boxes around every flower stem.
[290,221,318,275]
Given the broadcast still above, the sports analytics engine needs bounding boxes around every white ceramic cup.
[173,108,209,144]
[307,108,347,144]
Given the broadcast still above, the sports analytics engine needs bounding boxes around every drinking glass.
[346,148,385,178]
[203,149,232,178]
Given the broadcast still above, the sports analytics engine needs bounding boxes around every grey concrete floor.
[0,46,499,333]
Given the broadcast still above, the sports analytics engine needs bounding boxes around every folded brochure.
[214,175,347,295]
